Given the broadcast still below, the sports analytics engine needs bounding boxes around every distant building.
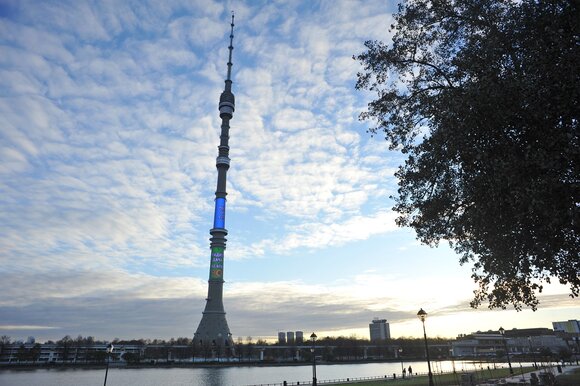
[277,331,303,345]
[278,332,286,344]
[369,318,390,342]
[553,320,580,334]
[295,331,304,343]
[451,328,568,358]
[452,332,506,357]
[0,342,144,364]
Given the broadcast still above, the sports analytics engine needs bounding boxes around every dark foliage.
[355,0,579,309]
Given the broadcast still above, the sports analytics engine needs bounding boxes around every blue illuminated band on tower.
[213,197,226,229]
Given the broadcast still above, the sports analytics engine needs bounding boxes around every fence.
[246,371,454,386]
[245,368,540,386]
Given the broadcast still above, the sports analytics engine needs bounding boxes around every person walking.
[408,365,413,378]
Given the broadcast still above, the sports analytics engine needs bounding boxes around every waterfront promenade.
[253,365,580,386]
[2,362,576,385]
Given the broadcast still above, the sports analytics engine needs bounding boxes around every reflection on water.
[198,367,226,386]
[0,360,517,386]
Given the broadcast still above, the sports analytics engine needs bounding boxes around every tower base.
[194,311,233,356]
[194,311,232,343]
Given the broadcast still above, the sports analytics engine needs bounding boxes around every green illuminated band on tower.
[210,246,224,279]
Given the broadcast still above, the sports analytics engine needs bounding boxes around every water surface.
[0,360,513,386]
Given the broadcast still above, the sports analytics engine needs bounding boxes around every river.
[0,360,517,386]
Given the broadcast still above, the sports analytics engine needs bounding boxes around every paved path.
[479,365,578,385]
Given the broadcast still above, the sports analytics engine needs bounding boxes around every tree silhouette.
[355,0,579,310]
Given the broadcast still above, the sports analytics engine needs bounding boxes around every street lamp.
[528,337,537,368]
[217,333,222,362]
[310,333,317,386]
[574,337,579,365]
[499,327,514,374]
[227,333,232,359]
[417,308,435,386]
[103,343,114,386]
[398,348,404,378]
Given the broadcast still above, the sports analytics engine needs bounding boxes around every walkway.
[479,365,578,385]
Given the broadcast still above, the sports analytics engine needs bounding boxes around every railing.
[244,368,546,386]
[245,371,436,386]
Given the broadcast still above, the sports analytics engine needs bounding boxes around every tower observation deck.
[194,13,236,351]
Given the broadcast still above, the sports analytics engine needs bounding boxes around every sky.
[0,0,577,344]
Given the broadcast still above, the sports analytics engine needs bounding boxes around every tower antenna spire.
[226,11,234,83]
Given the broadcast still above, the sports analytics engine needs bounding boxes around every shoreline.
[1,358,423,371]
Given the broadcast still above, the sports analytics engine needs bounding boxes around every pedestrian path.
[479,365,578,385]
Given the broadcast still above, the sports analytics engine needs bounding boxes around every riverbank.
[0,357,411,371]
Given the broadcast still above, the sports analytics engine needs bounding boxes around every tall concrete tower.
[194,13,235,350]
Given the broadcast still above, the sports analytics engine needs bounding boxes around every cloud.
[0,325,59,331]
[0,2,395,294]
[0,257,575,341]
[246,210,398,255]
[272,108,315,131]
[169,16,224,47]
[9,0,565,344]
[0,271,407,340]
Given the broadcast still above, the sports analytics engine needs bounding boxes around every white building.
[451,328,568,358]
[452,332,505,357]
[552,320,580,334]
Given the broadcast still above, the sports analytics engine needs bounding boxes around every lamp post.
[398,348,404,378]
[528,337,537,368]
[103,343,114,386]
[417,308,435,386]
[574,337,579,365]
[498,327,514,374]
[450,348,457,374]
[310,333,317,386]
[217,333,222,363]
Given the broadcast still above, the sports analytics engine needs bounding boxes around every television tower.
[194,13,235,349]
